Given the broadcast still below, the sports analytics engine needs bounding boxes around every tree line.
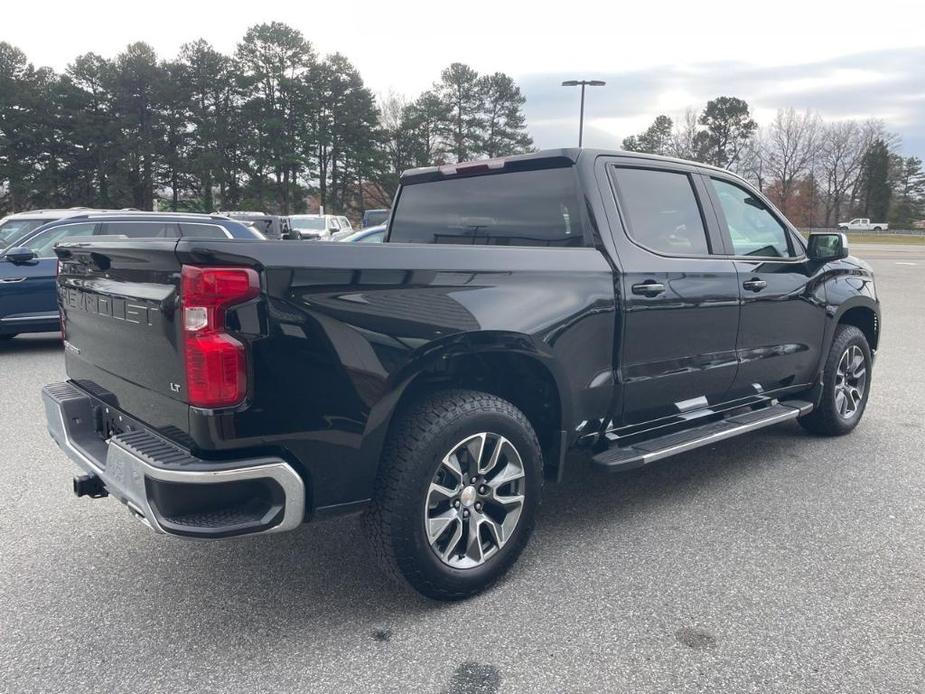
[622,97,925,228]
[3,27,922,228]
[0,23,533,217]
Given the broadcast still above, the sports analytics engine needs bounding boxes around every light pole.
[561,79,605,147]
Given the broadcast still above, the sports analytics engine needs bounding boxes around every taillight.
[181,265,260,408]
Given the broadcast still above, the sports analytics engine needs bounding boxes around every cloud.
[519,46,925,158]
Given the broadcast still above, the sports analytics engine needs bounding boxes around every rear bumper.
[42,381,305,538]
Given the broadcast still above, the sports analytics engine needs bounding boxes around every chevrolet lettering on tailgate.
[62,287,160,327]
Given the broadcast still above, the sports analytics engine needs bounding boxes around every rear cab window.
[389,166,586,247]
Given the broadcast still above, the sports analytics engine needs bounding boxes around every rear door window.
[100,221,180,239]
[389,167,585,247]
[610,167,710,256]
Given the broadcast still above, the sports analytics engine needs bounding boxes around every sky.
[5,0,924,158]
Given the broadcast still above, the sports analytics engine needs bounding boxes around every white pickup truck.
[838,218,888,232]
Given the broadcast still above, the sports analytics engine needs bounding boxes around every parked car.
[838,218,888,232]
[0,212,261,339]
[43,149,879,600]
[220,211,288,239]
[362,208,389,228]
[0,208,100,249]
[288,214,345,240]
[338,224,386,243]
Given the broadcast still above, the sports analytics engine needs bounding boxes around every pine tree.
[698,97,757,169]
[859,139,892,220]
[436,63,484,162]
[479,72,532,158]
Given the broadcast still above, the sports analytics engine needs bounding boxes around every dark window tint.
[100,221,179,238]
[178,223,228,239]
[390,167,584,247]
[710,178,793,257]
[611,167,709,255]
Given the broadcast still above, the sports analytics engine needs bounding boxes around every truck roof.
[400,148,742,184]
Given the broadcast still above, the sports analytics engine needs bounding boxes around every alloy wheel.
[834,344,867,419]
[424,432,526,569]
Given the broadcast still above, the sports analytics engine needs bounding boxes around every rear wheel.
[365,389,543,600]
[799,325,872,436]
[873,226,882,232]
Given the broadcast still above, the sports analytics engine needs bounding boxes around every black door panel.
[703,174,827,398]
[729,259,826,398]
[620,265,740,423]
[603,161,741,426]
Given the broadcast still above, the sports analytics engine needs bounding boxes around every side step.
[591,400,813,472]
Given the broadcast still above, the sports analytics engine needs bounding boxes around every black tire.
[364,389,543,600]
[799,325,872,436]
[873,226,882,232]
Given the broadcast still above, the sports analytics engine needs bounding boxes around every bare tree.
[763,108,821,217]
[738,128,770,191]
[666,108,701,161]
[815,121,866,226]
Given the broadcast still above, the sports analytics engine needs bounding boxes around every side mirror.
[5,247,37,264]
[807,232,848,261]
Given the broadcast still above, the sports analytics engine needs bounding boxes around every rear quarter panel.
[176,240,615,511]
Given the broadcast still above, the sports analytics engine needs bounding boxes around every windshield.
[0,219,49,247]
[290,216,326,231]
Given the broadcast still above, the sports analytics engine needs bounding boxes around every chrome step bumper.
[42,381,306,538]
[592,400,813,471]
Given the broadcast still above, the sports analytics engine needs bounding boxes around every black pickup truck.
[43,149,880,599]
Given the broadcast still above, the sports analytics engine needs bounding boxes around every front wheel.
[799,325,872,436]
[365,389,543,600]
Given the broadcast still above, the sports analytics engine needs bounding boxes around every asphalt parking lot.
[1,244,923,694]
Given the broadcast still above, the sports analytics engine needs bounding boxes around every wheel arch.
[360,332,573,485]
[836,301,880,351]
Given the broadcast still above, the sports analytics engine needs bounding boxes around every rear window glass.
[389,167,585,247]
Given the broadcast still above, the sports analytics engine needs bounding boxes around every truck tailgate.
[56,240,190,439]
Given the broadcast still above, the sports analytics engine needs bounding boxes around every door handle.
[631,281,666,297]
[742,278,767,292]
